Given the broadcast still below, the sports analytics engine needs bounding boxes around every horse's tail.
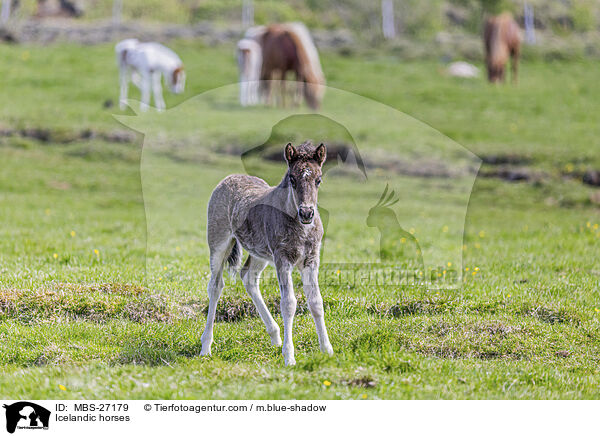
[283,22,325,108]
[237,39,262,77]
[115,38,139,67]
[226,238,243,278]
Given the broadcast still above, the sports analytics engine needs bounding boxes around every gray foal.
[200,141,333,365]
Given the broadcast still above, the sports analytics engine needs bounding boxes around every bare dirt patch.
[478,154,549,183]
[481,154,532,166]
[582,170,600,187]
[343,375,378,388]
[365,156,472,178]
[202,294,308,323]
[406,320,530,360]
[123,294,175,323]
[33,343,72,366]
[519,305,579,325]
[367,298,452,317]
[243,141,471,178]
[0,126,137,144]
[479,166,542,182]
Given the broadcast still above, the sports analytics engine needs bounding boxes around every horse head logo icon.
[367,184,424,270]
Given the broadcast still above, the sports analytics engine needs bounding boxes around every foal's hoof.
[284,356,296,366]
[200,345,212,356]
[321,343,334,356]
[268,327,282,346]
[270,334,282,347]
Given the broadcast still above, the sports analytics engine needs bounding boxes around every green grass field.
[0,41,599,399]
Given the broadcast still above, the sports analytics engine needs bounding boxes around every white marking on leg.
[301,265,333,355]
[200,242,229,356]
[276,262,296,365]
[242,257,281,346]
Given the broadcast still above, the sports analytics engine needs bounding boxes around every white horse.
[237,38,262,106]
[115,39,186,112]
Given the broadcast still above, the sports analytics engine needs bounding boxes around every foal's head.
[284,141,326,225]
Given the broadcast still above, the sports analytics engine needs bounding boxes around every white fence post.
[242,0,254,29]
[524,2,535,45]
[113,0,123,25]
[1,0,11,24]
[382,0,396,39]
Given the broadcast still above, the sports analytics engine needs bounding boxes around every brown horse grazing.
[247,23,325,109]
[484,12,522,83]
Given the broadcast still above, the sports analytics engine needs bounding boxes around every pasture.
[0,41,599,399]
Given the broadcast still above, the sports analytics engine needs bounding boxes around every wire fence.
[1,0,597,37]
[1,0,599,61]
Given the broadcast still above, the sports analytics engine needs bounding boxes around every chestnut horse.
[247,23,325,109]
[484,13,522,83]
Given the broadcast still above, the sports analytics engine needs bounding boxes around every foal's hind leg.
[200,238,232,356]
[241,256,281,346]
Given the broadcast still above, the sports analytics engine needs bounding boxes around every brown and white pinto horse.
[247,23,325,109]
[484,12,522,83]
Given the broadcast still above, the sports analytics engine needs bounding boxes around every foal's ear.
[314,143,327,166]
[284,143,297,164]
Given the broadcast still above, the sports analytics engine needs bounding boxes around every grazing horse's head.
[171,66,186,94]
[284,141,327,225]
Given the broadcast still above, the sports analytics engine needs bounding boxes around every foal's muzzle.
[298,206,314,224]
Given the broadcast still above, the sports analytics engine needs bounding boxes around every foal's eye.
[315,177,322,187]
[289,176,296,188]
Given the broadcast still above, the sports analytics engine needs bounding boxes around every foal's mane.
[291,141,317,160]
[279,141,320,187]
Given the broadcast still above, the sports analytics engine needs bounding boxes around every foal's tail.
[226,238,243,278]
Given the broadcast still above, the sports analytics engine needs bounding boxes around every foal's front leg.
[276,260,296,366]
[241,256,281,346]
[301,265,333,355]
